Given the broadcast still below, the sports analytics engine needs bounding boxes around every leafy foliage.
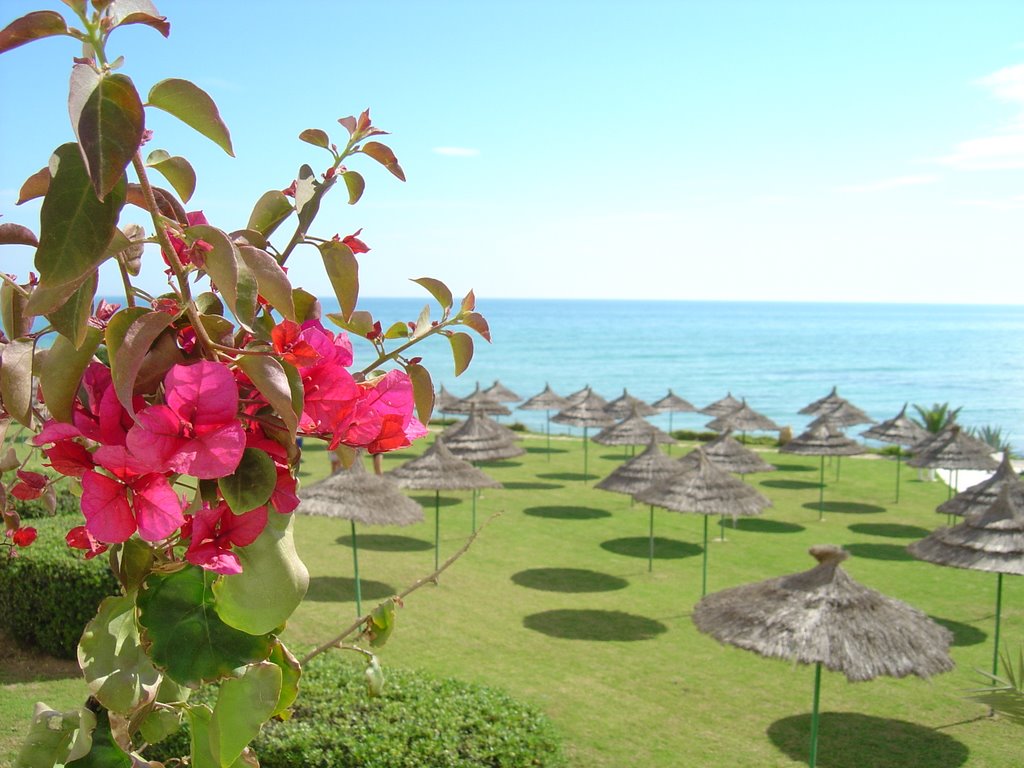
[969,644,1024,726]
[969,424,1014,454]
[911,402,962,434]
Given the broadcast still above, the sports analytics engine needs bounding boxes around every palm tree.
[912,402,962,434]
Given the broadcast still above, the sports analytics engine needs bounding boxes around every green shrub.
[13,487,81,519]
[509,422,528,432]
[150,653,565,767]
[0,515,119,658]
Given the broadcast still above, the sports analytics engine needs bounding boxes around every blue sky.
[2,0,1024,303]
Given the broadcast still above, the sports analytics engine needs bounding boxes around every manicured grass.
[2,433,1020,767]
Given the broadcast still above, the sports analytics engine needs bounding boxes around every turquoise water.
[348,299,1024,450]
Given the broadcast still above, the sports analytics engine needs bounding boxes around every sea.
[345,298,1024,452]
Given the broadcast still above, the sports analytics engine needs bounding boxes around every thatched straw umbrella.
[909,486,1024,677]
[635,450,772,596]
[779,423,863,520]
[651,388,697,438]
[596,437,681,571]
[798,386,845,416]
[908,425,999,502]
[482,379,521,403]
[593,407,675,452]
[604,388,656,420]
[861,403,930,503]
[937,453,1024,518]
[435,384,462,417]
[565,385,595,406]
[445,383,512,417]
[693,545,954,768]
[299,456,423,615]
[552,388,616,481]
[705,399,781,444]
[519,383,570,456]
[701,391,742,418]
[388,438,501,569]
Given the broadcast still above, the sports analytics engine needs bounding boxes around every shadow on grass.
[478,460,523,469]
[537,472,598,482]
[841,542,914,562]
[0,629,80,684]
[335,534,433,552]
[511,568,629,593]
[525,446,569,455]
[772,462,818,473]
[721,518,805,534]
[503,481,565,490]
[767,712,969,768]
[930,616,987,647]
[305,576,397,603]
[523,609,667,641]
[525,505,611,520]
[761,479,822,490]
[409,494,463,508]
[601,537,701,559]
[848,523,931,539]
[803,501,886,514]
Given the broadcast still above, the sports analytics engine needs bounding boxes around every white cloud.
[838,175,940,193]
[937,63,1024,169]
[976,64,1024,103]
[432,147,481,157]
[957,194,1024,210]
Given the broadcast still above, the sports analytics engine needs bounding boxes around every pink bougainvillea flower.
[42,440,94,478]
[81,470,185,544]
[298,320,354,368]
[164,211,213,268]
[339,370,427,453]
[336,228,370,255]
[10,469,47,501]
[126,361,246,480]
[185,502,268,575]
[71,362,137,446]
[11,526,37,547]
[66,525,108,559]
[271,320,321,368]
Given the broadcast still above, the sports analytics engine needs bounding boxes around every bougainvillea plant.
[0,2,490,765]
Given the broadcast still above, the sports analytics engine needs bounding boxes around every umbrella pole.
[993,572,1004,678]
[818,455,825,521]
[472,488,477,533]
[545,409,551,460]
[668,412,674,454]
[809,661,822,768]
[434,490,440,572]
[648,505,655,573]
[583,426,589,482]
[701,515,709,597]
[351,520,362,617]
[895,448,902,504]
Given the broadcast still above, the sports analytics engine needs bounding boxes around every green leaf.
[0,11,68,54]
[111,537,156,593]
[238,245,294,320]
[448,332,474,377]
[405,361,434,424]
[38,325,101,423]
[0,339,35,427]
[147,78,234,156]
[146,149,197,203]
[326,309,374,338]
[342,170,364,204]
[218,448,276,514]
[236,355,300,438]
[186,706,254,768]
[137,565,275,688]
[65,708,132,768]
[0,222,38,246]
[17,167,50,205]
[384,320,409,339]
[0,282,32,340]
[213,512,309,636]
[411,277,453,311]
[292,289,320,322]
[106,308,175,413]
[28,144,126,315]
[267,641,301,718]
[12,703,85,768]
[134,327,186,395]
[364,656,385,697]
[411,304,431,339]
[210,663,282,768]
[190,224,258,332]
[298,128,330,148]
[360,141,406,181]
[246,190,292,238]
[108,0,170,37]
[461,311,491,342]
[319,241,358,321]
[125,181,187,222]
[367,598,397,648]
[46,271,97,348]
[73,69,145,200]
[79,594,162,714]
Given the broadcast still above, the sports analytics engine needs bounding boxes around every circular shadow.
[524,505,611,520]
[511,568,629,593]
[601,537,702,559]
[305,576,396,603]
[523,609,667,641]
[525,446,569,455]
[930,616,987,647]
[723,518,806,534]
[478,460,523,469]
[409,494,462,508]
[803,501,886,514]
[767,712,969,768]
[335,534,433,552]
[848,523,931,539]
[537,472,598,481]
[841,543,914,562]
[761,479,822,490]
[772,462,818,473]
[503,481,565,490]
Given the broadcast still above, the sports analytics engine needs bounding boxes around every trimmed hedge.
[13,487,81,519]
[0,514,120,658]
[150,653,566,767]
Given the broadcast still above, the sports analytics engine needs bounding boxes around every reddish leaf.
[360,141,406,181]
[0,11,68,54]
[318,241,358,321]
[448,332,474,377]
[405,361,434,424]
[247,190,293,238]
[108,0,170,37]
[298,128,330,148]
[145,149,196,203]
[461,311,491,342]
[75,70,146,200]
[147,78,234,156]
[460,289,476,313]
[17,167,50,205]
[342,170,364,205]
[411,277,453,311]
[0,339,35,427]
[106,308,174,412]
[0,223,37,247]
[126,182,187,223]
[38,326,102,423]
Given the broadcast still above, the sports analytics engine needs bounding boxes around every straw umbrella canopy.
[435,384,462,415]
[604,388,656,419]
[299,457,424,615]
[519,383,571,455]
[861,403,930,503]
[565,385,595,406]
[705,399,781,437]
[808,400,874,430]
[593,407,675,448]
[798,385,845,416]
[596,436,681,571]
[909,486,1024,678]
[779,423,863,520]
[651,388,697,441]
[693,545,954,768]
[692,431,777,475]
[937,453,1024,518]
[701,391,743,418]
[482,379,521,403]
[552,388,616,480]
[445,384,512,416]
[635,450,772,596]
[388,438,501,569]
[442,409,525,461]
[908,425,999,501]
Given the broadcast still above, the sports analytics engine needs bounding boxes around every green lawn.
[2,433,1020,767]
